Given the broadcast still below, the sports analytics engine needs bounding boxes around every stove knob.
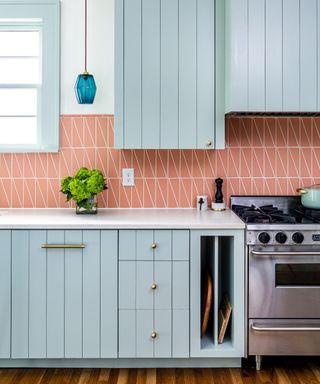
[292,232,304,244]
[275,232,287,244]
[258,232,271,244]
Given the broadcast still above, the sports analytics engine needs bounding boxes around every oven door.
[249,247,320,318]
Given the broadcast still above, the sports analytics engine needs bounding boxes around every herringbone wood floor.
[0,357,319,384]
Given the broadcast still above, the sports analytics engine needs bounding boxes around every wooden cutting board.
[201,271,213,337]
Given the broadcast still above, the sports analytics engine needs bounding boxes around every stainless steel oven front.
[248,245,320,363]
[249,246,320,319]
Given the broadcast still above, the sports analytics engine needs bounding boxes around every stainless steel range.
[231,196,320,370]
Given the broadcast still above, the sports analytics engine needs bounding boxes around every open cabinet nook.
[190,230,245,360]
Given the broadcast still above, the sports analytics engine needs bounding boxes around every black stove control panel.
[312,234,320,241]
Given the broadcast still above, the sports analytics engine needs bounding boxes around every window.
[0,0,60,152]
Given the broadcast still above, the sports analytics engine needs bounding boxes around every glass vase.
[76,195,98,214]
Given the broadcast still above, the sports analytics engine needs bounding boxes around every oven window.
[276,264,320,286]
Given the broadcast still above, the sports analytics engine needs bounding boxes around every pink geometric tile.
[179,179,192,208]
[203,150,216,177]
[168,150,180,178]
[0,154,12,178]
[287,118,300,147]
[143,179,156,208]
[96,116,108,147]
[156,151,168,178]
[167,179,179,208]
[60,116,72,148]
[301,118,312,147]
[276,118,288,147]
[35,153,48,178]
[11,179,25,208]
[300,148,312,177]
[0,179,11,207]
[83,116,96,147]
[264,147,277,178]
[181,150,193,177]
[155,179,168,208]
[12,154,23,178]
[264,118,277,147]
[227,148,241,177]
[144,151,156,178]
[192,151,205,178]
[239,117,252,147]
[71,116,84,147]
[132,151,144,178]
[251,118,264,147]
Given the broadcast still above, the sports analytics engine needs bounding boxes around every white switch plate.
[122,168,135,186]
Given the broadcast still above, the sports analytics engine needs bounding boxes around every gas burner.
[231,204,296,224]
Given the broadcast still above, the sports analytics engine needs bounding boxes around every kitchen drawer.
[119,260,189,310]
[119,309,188,358]
[249,319,320,356]
[119,230,189,261]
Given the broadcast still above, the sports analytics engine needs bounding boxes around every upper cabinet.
[226,0,320,113]
[115,0,225,150]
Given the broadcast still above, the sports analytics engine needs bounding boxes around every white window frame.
[0,0,60,152]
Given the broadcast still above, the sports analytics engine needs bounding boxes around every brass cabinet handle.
[41,244,86,249]
[151,332,157,339]
[151,283,157,290]
[206,140,212,147]
[151,243,157,249]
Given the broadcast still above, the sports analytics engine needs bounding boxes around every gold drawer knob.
[206,140,212,147]
[151,283,157,290]
[151,332,157,339]
[151,243,157,249]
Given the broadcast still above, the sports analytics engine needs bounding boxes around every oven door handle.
[251,323,320,332]
[251,250,320,256]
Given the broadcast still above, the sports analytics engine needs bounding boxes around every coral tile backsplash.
[0,115,319,208]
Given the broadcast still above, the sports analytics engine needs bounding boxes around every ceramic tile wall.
[0,115,318,208]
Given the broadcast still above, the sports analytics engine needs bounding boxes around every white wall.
[60,0,114,114]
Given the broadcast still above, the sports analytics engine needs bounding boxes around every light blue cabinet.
[9,230,118,359]
[0,231,11,358]
[115,0,225,149]
[226,0,320,112]
[190,230,245,358]
[118,230,190,358]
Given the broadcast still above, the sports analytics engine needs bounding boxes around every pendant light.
[74,0,97,104]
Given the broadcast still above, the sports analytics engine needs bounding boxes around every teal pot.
[297,185,320,209]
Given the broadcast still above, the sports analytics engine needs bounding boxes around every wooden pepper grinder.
[211,178,226,211]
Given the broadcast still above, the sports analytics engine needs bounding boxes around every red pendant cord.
[85,0,88,73]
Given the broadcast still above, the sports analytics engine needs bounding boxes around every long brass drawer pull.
[252,324,320,332]
[41,244,86,249]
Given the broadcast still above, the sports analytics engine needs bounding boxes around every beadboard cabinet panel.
[29,231,47,358]
[11,231,29,358]
[265,0,282,111]
[0,231,11,358]
[9,230,117,359]
[115,0,224,149]
[227,0,320,112]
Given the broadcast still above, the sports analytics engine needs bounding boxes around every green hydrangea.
[60,167,107,204]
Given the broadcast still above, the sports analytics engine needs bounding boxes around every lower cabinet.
[3,230,118,359]
[118,229,190,358]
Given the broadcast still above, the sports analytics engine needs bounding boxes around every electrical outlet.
[122,168,135,186]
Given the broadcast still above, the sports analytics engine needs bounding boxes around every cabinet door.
[115,0,222,149]
[10,229,118,359]
[227,0,319,112]
[0,231,11,358]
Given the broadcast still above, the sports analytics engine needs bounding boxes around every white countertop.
[0,208,245,230]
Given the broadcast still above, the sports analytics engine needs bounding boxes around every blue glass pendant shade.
[74,73,97,104]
